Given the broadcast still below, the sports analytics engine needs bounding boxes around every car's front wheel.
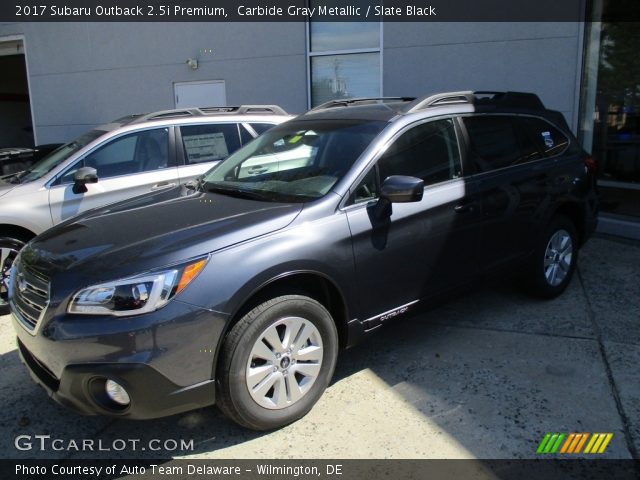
[526,215,578,298]
[0,236,26,316]
[216,295,338,430]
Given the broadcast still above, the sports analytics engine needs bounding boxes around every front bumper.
[17,338,216,419]
[11,298,229,419]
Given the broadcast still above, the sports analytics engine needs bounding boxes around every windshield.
[13,129,106,184]
[202,119,386,203]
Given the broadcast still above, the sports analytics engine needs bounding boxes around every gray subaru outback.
[9,92,598,430]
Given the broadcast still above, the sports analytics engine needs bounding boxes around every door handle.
[151,182,176,191]
[454,202,477,214]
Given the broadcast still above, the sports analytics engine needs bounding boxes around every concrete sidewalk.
[0,236,638,460]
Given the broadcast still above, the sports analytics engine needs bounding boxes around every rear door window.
[462,116,523,172]
[180,124,241,165]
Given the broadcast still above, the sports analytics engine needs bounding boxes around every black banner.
[1,0,640,22]
[1,459,639,480]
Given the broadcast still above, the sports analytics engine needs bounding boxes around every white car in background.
[0,105,292,313]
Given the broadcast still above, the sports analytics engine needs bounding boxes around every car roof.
[298,91,560,124]
[299,101,410,122]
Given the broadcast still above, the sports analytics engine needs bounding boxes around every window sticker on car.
[542,131,554,149]
[183,132,229,162]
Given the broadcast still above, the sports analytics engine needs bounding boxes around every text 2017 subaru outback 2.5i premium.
[0,105,291,314]
[9,92,597,430]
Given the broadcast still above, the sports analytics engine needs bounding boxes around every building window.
[307,12,381,108]
[579,1,640,219]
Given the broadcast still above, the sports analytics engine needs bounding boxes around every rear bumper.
[17,338,216,419]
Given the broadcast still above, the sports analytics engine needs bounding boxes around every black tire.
[216,295,338,430]
[0,236,27,316]
[525,215,578,299]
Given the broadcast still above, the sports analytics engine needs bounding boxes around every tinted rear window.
[462,116,522,172]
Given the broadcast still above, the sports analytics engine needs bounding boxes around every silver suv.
[0,105,291,313]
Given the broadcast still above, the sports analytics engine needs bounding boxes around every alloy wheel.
[0,243,21,309]
[246,316,323,410]
[543,229,573,287]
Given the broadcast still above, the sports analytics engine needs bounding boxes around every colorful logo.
[536,433,613,455]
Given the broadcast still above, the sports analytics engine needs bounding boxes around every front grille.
[11,261,50,333]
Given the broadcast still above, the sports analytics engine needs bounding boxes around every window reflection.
[308,1,381,108]
[593,23,640,184]
[311,53,380,107]
[581,13,640,218]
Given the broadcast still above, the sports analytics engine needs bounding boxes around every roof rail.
[406,91,476,112]
[407,91,545,112]
[311,97,416,112]
[127,105,287,124]
[200,105,288,115]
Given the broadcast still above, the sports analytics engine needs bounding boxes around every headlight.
[68,257,208,316]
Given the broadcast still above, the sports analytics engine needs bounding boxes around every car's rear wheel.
[526,215,578,298]
[216,295,338,430]
[0,236,26,315]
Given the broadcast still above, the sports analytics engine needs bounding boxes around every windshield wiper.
[2,170,28,184]
[206,184,272,201]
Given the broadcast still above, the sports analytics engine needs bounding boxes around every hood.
[24,186,302,283]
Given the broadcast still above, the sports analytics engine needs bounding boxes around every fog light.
[105,379,130,406]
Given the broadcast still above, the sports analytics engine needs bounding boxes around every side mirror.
[380,175,424,203]
[371,175,424,218]
[72,166,98,194]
